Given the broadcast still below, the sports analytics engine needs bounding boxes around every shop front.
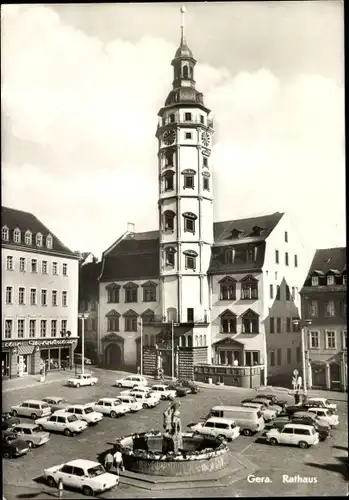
[1,337,78,379]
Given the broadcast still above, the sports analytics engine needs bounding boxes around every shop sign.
[3,339,75,349]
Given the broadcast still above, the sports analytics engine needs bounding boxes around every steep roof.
[306,248,347,276]
[79,261,102,299]
[100,212,283,281]
[1,206,76,257]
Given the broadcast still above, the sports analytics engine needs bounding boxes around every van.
[208,406,265,436]
[115,375,148,388]
[191,417,240,441]
[10,400,52,420]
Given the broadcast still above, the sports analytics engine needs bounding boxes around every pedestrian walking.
[57,478,63,499]
[104,451,114,472]
[294,390,300,405]
[113,446,124,475]
[137,366,141,375]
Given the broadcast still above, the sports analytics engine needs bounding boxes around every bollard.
[58,478,63,498]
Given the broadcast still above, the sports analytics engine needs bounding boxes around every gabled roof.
[1,206,76,257]
[306,248,346,277]
[79,261,102,299]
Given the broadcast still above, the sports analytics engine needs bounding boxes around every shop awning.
[18,344,35,356]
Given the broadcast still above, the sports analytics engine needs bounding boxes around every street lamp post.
[292,318,312,395]
[78,313,89,375]
[140,317,143,376]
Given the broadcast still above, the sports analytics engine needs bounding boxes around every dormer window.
[25,230,32,245]
[182,169,196,188]
[2,226,9,241]
[247,246,256,262]
[163,210,175,232]
[13,228,21,243]
[165,246,176,267]
[327,275,335,286]
[183,212,197,234]
[230,228,244,239]
[46,234,53,249]
[251,226,263,237]
[36,233,43,247]
[312,276,319,286]
[163,170,174,191]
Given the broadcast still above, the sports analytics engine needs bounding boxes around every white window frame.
[6,256,13,271]
[325,300,335,317]
[36,233,43,247]
[29,319,36,338]
[19,257,26,272]
[42,261,48,274]
[327,275,335,286]
[17,318,25,338]
[40,319,47,337]
[311,276,319,286]
[309,300,318,317]
[52,262,58,275]
[61,319,67,334]
[31,259,38,273]
[6,286,13,305]
[62,263,68,276]
[25,230,32,245]
[2,226,9,241]
[51,319,57,337]
[41,289,47,306]
[325,330,336,349]
[62,291,68,307]
[46,234,53,249]
[18,287,26,306]
[13,228,21,243]
[309,330,320,349]
[52,290,58,306]
[5,319,13,339]
[30,288,37,306]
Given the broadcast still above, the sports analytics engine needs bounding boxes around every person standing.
[294,390,300,405]
[104,451,113,472]
[113,447,124,475]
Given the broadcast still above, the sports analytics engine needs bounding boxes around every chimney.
[127,222,135,237]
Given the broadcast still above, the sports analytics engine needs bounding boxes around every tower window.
[183,65,189,79]
[183,250,198,271]
[185,132,192,140]
[164,171,174,191]
[184,112,192,122]
[165,149,174,166]
[200,115,205,124]
[184,175,194,188]
[165,247,176,267]
[203,157,208,167]
[183,212,197,234]
[203,177,210,190]
[169,113,175,123]
[163,211,175,232]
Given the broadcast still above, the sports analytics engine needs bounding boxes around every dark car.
[254,393,288,407]
[167,382,190,397]
[263,416,290,434]
[2,430,29,458]
[285,401,330,416]
[291,412,331,441]
[180,380,200,394]
[1,413,20,431]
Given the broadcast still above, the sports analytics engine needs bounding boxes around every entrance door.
[161,351,173,377]
[329,363,341,391]
[105,343,122,369]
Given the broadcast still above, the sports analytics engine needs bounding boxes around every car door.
[74,408,83,420]
[94,400,103,414]
[202,421,215,436]
[215,422,228,438]
[60,465,75,487]
[56,416,67,432]
[71,466,85,490]
[104,402,112,414]
[279,427,294,445]
[44,416,57,431]
[19,403,30,417]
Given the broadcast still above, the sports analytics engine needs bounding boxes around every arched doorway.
[105,343,122,370]
[311,364,326,389]
[330,363,341,391]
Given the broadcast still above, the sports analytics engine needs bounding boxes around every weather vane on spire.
[180,5,187,43]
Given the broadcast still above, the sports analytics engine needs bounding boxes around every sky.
[1,2,345,259]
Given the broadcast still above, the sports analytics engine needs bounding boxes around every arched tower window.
[13,228,21,243]
[187,335,193,347]
[165,246,176,267]
[183,65,189,78]
[163,170,174,191]
[181,335,186,347]
[163,210,175,232]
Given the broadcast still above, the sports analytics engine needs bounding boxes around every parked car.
[44,459,119,496]
[131,387,161,402]
[42,397,69,413]
[1,412,20,430]
[10,400,52,420]
[12,423,50,448]
[285,401,336,417]
[181,380,200,394]
[190,417,240,441]
[307,407,339,427]
[254,393,288,407]
[150,384,176,400]
[2,430,30,458]
[291,412,331,441]
[115,375,148,388]
[63,405,103,425]
[117,396,143,412]
[92,398,129,418]
[266,423,319,449]
[73,353,93,365]
[129,392,160,408]
[248,397,283,415]
[264,415,290,434]
[67,374,98,388]
[241,402,276,422]
[167,382,191,397]
[35,411,88,436]
[307,398,337,413]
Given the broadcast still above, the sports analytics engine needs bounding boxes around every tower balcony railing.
[157,117,214,130]
[142,314,209,326]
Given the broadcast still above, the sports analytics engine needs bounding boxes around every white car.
[150,384,176,401]
[266,423,319,449]
[129,391,160,408]
[120,385,151,397]
[117,396,143,412]
[115,375,148,388]
[241,402,276,422]
[67,374,98,388]
[10,400,52,420]
[92,398,129,417]
[132,387,162,402]
[44,459,119,496]
[307,408,339,427]
[63,405,103,425]
[190,417,240,441]
[42,397,69,413]
[36,411,88,436]
[307,398,337,413]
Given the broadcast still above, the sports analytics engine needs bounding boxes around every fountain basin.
[116,431,229,477]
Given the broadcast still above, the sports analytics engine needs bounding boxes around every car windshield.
[113,400,122,406]
[67,415,78,422]
[32,426,41,433]
[88,465,105,477]
[41,403,49,408]
[6,435,17,442]
[84,407,94,414]
[324,400,330,406]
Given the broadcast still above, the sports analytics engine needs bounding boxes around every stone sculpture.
[162,401,183,453]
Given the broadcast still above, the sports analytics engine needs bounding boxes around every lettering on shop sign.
[3,339,75,349]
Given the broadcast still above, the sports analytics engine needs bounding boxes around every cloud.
[1,5,345,256]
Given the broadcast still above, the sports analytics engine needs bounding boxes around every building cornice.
[1,243,79,260]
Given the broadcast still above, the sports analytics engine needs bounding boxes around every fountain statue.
[162,401,183,453]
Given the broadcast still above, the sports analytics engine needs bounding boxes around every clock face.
[163,129,176,145]
[201,131,211,147]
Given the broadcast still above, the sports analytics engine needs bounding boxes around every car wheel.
[243,429,252,436]
[110,411,117,418]
[64,428,72,437]
[299,441,308,449]
[3,451,11,459]
[91,382,95,386]
[269,437,278,446]
[47,476,56,488]
[38,425,44,431]
[83,486,94,496]
[31,413,38,420]
[143,403,149,409]
[76,383,80,388]
[117,383,123,387]
[11,410,18,417]
[218,434,226,441]
[28,441,34,449]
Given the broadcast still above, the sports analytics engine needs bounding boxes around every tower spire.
[180,5,186,44]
